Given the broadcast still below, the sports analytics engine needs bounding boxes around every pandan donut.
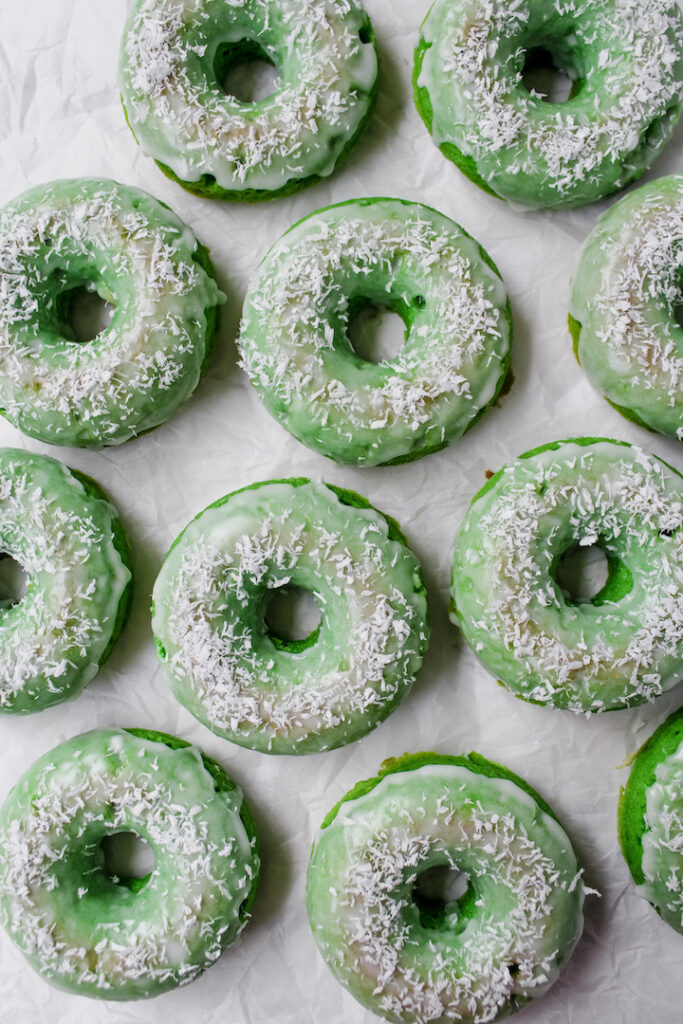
[306,751,585,1024]
[0,448,131,714]
[414,0,683,209]
[238,198,512,467]
[0,178,223,448]
[618,705,683,934]
[0,727,260,999]
[119,0,378,201]
[570,174,683,440]
[451,438,683,713]
[151,478,429,754]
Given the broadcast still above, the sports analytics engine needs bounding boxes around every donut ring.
[306,751,585,1024]
[570,174,683,440]
[414,0,683,209]
[0,178,222,448]
[119,0,379,200]
[0,727,260,999]
[238,198,512,467]
[0,448,131,714]
[151,478,429,754]
[618,705,683,934]
[451,438,683,713]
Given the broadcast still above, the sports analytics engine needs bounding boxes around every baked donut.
[306,751,585,1023]
[0,178,222,448]
[451,438,683,713]
[151,478,429,754]
[0,727,259,999]
[618,705,683,933]
[238,198,512,466]
[414,0,683,209]
[0,448,131,714]
[570,174,683,439]
[119,0,378,200]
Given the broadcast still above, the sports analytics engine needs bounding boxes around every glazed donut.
[451,438,683,713]
[0,727,259,999]
[151,478,429,754]
[414,0,683,209]
[0,178,222,448]
[119,0,378,200]
[306,751,585,1024]
[0,448,131,714]
[238,198,512,466]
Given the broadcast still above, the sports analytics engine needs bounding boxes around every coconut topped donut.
[414,0,683,208]
[119,0,378,200]
[451,438,683,713]
[0,178,222,448]
[570,174,683,440]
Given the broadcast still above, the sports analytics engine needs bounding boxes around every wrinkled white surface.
[1,2,683,1022]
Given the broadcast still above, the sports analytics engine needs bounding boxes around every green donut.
[0,448,131,714]
[414,0,683,209]
[618,705,683,934]
[0,178,223,448]
[151,478,429,754]
[451,438,683,713]
[0,727,259,1000]
[306,751,585,1024]
[238,198,512,467]
[570,174,683,440]
[119,0,378,201]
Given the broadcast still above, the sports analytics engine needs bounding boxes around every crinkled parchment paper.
[1,2,683,1022]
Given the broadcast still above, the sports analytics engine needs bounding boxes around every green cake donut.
[151,478,429,754]
[0,448,131,714]
[570,174,683,439]
[618,705,683,933]
[306,751,585,1024]
[451,438,683,713]
[119,0,378,201]
[0,178,223,448]
[414,0,683,209]
[0,727,259,999]
[238,198,512,467]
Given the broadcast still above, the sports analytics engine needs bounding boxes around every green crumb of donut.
[124,728,260,918]
[568,313,582,364]
[319,750,559,831]
[68,469,133,666]
[592,554,634,606]
[618,706,683,888]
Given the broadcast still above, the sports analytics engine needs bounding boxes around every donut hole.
[0,554,27,610]
[412,864,474,933]
[214,40,280,103]
[348,302,407,364]
[265,585,322,650]
[101,832,154,891]
[554,542,609,604]
[522,47,575,103]
[58,284,114,344]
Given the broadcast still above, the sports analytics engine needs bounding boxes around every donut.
[451,438,683,713]
[0,178,223,448]
[570,174,683,439]
[119,0,378,201]
[0,727,260,999]
[413,0,683,209]
[306,751,585,1024]
[151,478,429,754]
[238,198,512,467]
[0,448,131,714]
[618,705,683,933]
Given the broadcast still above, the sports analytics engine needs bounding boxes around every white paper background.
[1,2,683,1021]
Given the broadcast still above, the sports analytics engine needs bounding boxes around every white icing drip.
[454,442,683,712]
[0,730,256,993]
[120,0,377,192]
